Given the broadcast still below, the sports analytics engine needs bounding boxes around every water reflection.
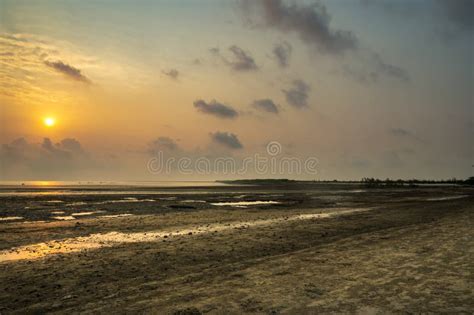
[0,208,372,262]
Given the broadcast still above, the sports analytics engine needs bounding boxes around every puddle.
[313,196,347,201]
[100,213,133,218]
[210,201,281,206]
[66,202,88,206]
[426,195,468,201]
[97,198,155,204]
[0,207,373,262]
[181,200,206,203]
[71,211,105,216]
[52,216,76,221]
[0,217,24,222]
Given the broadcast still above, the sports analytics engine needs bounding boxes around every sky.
[0,0,472,181]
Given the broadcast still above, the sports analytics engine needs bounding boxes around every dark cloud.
[273,41,292,67]
[252,99,279,114]
[282,80,310,108]
[210,131,243,149]
[242,1,409,83]
[162,69,179,80]
[362,0,473,38]
[228,45,258,71]
[44,60,91,83]
[437,0,473,30]
[242,0,358,54]
[193,99,239,119]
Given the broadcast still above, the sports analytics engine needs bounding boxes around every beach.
[0,183,473,313]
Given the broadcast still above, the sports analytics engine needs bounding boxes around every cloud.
[44,60,91,83]
[437,0,473,31]
[282,80,310,108]
[342,53,410,84]
[193,99,239,119]
[372,53,410,82]
[389,128,422,142]
[389,128,411,137]
[148,137,180,154]
[59,138,83,152]
[227,45,258,71]
[435,0,474,39]
[210,131,243,149]
[252,99,279,114]
[0,137,96,180]
[241,1,409,83]
[242,0,358,54]
[209,47,220,55]
[273,41,292,67]
[361,0,473,39]
[0,33,61,99]
[162,68,179,80]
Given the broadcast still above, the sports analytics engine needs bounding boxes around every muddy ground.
[0,184,473,314]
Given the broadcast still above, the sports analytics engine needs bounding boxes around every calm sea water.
[0,181,234,196]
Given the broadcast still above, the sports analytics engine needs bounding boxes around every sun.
[44,117,56,127]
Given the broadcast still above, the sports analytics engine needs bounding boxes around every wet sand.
[0,184,473,313]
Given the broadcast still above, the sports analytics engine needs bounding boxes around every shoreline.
[0,186,473,313]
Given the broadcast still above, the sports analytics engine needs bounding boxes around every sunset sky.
[0,0,472,181]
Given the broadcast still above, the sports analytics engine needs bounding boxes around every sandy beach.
[0,184,473,314]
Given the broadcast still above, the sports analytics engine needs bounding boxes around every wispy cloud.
[0,33,98,105]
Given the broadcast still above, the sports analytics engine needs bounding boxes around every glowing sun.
[44,117,56,127]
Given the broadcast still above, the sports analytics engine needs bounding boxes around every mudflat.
[0,184,473,314]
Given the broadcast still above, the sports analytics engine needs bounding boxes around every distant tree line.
[218,177,474,186]
[361,177,474,187]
